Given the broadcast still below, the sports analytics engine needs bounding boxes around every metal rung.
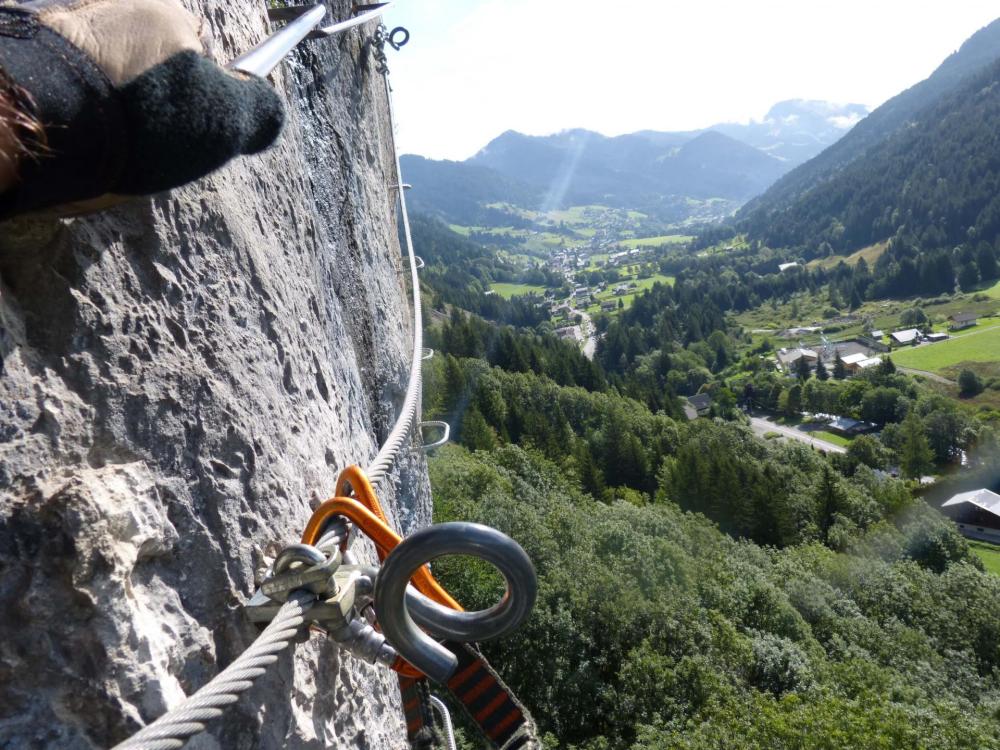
[229,5,326,77]
[230,3,393,78]
[388,182,413,190]
[414,256,425,270]
[311,1,392,38]
[421,348,434,360]
[419,422,450,451]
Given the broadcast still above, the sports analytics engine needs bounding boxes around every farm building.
[827,416,874,436]
[778,262,801,272]
[840,352,869,374]
[949,312,978,330]
[686,393,713,417]
[856,356,882,371]
[926,332,949,343]
[556,326,582,342]
[777,347,818,371]
[941,488,1000,543]
[890,328,921,345]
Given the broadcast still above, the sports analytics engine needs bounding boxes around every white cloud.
[385,0,1000,160]
[828,113,865,130]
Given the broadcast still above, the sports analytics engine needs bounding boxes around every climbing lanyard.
[246,466,541,749]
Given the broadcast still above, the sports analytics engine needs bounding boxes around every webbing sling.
[402,643,540,750]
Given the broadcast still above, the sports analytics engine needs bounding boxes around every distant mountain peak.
[763,99,869,123]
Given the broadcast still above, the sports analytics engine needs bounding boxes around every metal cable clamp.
[246,544,397,665]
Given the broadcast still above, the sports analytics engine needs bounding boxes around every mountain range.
[402,99,868,226]
[738,16,1000,256]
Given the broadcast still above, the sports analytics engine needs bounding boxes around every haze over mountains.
[738,16,1000,256]
[402,99,868,226]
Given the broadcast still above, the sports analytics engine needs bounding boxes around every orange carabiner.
[300,467,464,677]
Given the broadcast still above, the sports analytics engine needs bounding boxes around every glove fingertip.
[237,75,285,155]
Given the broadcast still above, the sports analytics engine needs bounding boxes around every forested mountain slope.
[399,155,538,225]
[739,16,1000,251]
[470,128,786,206]
[739,56,1000,255]
[402,99,863,225]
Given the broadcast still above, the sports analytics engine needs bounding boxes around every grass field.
[807,242,888,270]
[489,282,546,299]
[621,235,693,249]
[970,541,1000,576]
[585,273,675,314]
[890,322,1000,372]
[810,430,853,447]
[982,279,1000,300]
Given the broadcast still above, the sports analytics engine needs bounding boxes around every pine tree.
[900,411,934,479]
[815,359,830,381]
[795,355,812,381]
[833,352,847,380]
[958,369,984,397]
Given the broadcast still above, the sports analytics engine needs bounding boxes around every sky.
[382,0,1000,161]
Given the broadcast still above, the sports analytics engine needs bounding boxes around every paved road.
[569,307,597,360]
[898,366,954,385]
[749,416,847,454]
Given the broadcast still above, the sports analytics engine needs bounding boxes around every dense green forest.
[418,281,1000,747]
[430,444,1000,749]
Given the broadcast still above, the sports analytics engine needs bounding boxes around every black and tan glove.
[0,0,285,219]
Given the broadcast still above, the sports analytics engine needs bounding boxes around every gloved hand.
[0,0,285,218]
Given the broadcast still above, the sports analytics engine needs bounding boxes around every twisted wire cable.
[112,591,314,750]
[429,695,458,750]
[364,70,423,488]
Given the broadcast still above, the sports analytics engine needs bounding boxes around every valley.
[404,14,1000,750]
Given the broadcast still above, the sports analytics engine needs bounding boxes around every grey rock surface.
[0,2,430,747]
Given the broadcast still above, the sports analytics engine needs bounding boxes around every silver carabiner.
[373,522,537,683]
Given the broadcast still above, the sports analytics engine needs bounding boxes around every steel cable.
[429,695,457,750]
[111,591,314,750]
[364,69,423,488]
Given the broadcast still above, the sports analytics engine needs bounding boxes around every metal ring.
[357,564,482,642]
[273,543,326,574]
[388,26,410,49]
[374,523,537,682]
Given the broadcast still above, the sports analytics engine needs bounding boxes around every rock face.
[0,2,428,747]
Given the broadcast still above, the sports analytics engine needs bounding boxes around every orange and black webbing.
[303,466,539,748]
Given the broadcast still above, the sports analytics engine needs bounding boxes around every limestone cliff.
[0,2,427,747]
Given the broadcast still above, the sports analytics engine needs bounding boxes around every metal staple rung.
[418,421,449,452]
[421,348,434,360]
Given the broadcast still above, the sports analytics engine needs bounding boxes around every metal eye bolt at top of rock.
[112,7,539,750]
